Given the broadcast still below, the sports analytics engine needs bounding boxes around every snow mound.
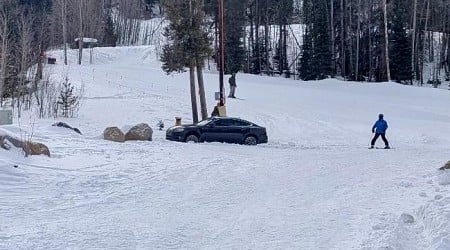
[438,170,450,186]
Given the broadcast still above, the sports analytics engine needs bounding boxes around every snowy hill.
[1,46,450,249]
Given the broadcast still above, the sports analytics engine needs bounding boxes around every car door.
[206,118,235,143]
[231,119,252,142]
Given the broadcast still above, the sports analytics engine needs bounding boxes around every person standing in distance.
[370,113,390,149]
[228,72,237,98]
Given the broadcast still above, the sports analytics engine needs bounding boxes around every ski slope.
[1,46,450,249]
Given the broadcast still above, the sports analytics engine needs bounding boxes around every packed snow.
[1,46,450,249]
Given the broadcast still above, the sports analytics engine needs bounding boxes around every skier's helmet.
[378,113,384,119]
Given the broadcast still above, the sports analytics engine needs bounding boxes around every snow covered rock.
[1,134,50,157]
[52,122,82,135]
[0,134,23,148]
[23,141,50,157]
[439,161,450,171]
[400,213,415,224]
[103,127,125,143]
[437,171,450,186]
[125,123,153,141]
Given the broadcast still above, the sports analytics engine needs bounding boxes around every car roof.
[210,116,256,124]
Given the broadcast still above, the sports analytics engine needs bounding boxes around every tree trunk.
[368,0,373,81]
[340,0,345,79]
[255,0,261,74]
[355,0,361,81]
[189,63,199,124]
[348,0,354,79]
[382,0,390,81]
[0,10,9,105]
[249,5,254,73]
[196,60,208,120]
[330,0,335,75]
[283,24,288,77]
[264,0,270,75]
[411,0,417,83]
[78,0,84,65]
[421,0,430,85]
[62,0,68,65]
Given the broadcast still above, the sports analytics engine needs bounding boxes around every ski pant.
[371,133,389,147]
[228,86,236,98]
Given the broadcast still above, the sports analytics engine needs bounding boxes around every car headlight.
[172,127,185,133]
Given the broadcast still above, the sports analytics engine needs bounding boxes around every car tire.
[244,135,257,145]
[185,134,199,143]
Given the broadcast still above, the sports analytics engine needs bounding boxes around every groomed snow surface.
[1,46,450,249]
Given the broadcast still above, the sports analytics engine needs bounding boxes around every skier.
[228,73,237,98]
[370,113,390,149]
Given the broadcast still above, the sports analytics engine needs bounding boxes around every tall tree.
[161,0,212,123]
[389,0,412,83]
[299,0,332,80]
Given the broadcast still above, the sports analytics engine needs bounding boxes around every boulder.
[0,132,50,157]
[125,123,153,141]
[0,136,7,150]
[1,135,23,148]
[439,161,450,171]
[23,141,51,157]
[104,127,125,143]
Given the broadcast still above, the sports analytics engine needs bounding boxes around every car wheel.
[185,134,199,143]
[244,135,257,145]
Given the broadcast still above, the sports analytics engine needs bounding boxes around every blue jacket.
[372,119,388,133]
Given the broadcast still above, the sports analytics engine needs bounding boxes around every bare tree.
[355,0,361,81]
[62,0,68,65]
[330,0,335,75]
[78,0,84,65]
[0,4,12,106]
[16,10,35,116]
[382,0,390,81]
[411,0,418,82]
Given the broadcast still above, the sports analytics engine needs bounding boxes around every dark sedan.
[166,117,268,145]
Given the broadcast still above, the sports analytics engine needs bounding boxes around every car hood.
[167,124,197,131]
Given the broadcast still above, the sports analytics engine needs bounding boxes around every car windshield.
[196,119,213,126]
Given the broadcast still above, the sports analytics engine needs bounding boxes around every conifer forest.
[1,0,449,107]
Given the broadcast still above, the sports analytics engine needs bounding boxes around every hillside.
[1,46,450,249]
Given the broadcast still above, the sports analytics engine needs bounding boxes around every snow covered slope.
[1,46,450,249]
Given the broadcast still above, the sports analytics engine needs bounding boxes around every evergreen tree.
[273,0,293,77]
[299,0,332,80]
[224,0,246,74]
[389,0,412,84]
[102,9,117,47]
[161,0,212,123]
[58,77,79,118]
[298,27,314,80]
[310,0,332,80]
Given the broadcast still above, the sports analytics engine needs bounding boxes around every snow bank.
[2,45,450,249]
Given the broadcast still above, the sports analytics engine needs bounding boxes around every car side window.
[233,120,251,126]
[214,119,234,126]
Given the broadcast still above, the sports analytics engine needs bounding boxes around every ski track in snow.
[1,46,450,249]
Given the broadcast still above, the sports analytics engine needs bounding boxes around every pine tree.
[299,0,332,80]
[224,0,246,74]
[389,0,412,84]
[58,77,79,118]
[298,28,314,80]
[273,0,293,77]
[161,0,212,123]
[102,9,117,47]
[310,0,332,80]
